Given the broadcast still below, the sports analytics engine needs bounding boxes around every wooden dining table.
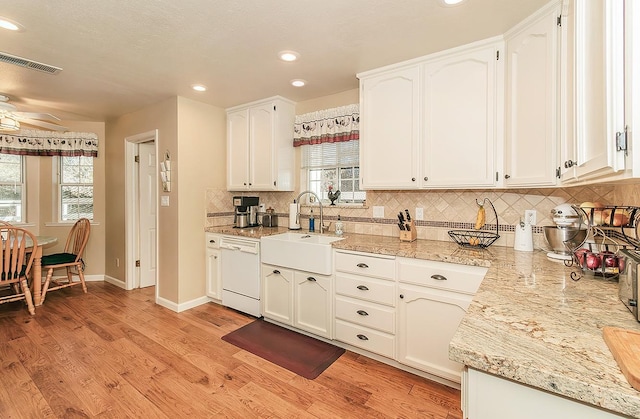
[28,236,58,306]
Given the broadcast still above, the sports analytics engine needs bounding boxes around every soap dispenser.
[335,215,343,236]
[309,209,315,232]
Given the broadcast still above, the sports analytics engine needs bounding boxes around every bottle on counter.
[309,208,315,232]
[335,215,343,236]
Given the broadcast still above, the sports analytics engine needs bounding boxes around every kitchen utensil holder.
[399,220,417,242]
[448,198,499,249]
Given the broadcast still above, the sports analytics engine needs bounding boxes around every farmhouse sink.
[261,232,344,275]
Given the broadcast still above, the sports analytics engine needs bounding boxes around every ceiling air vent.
[0,51,62,74]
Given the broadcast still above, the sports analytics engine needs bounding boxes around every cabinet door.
[397,284,470,383]
[249,103,276,190]
[206,248,221,299]
[504,7,560,187]
[294,271,332,339]
[227,110,250,190]
[573,0,626,179]
[422,44,500,188]
[359,66,421,189]
[262,265,294,325]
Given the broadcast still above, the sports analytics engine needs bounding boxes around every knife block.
[399,220,417,242]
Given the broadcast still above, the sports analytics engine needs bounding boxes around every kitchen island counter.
[331,234,640,418]
[205,225,290,239]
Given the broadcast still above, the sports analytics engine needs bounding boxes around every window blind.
[301,140,359,169]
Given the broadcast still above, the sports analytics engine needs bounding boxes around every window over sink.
[302,141,365,204]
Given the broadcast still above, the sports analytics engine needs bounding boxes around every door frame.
[125,130,159,292]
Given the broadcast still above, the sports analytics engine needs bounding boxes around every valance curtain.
[0,130,98,157]
[293,104,359,147]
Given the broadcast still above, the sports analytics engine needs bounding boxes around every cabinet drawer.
[335,273,395,306]
[397,257,487,295]
[206,233,221,249]
[335,320,395,358]
[335,251,395,279]
[335,296,395,334]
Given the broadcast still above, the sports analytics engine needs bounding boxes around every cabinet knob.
[214,256,217,259]
[356,263,369,268]
[243,182,247,186]
[356,310,369,316]
[424,177,428,181]
[430,274,447,281]
[504,174,511,179]
[564,160,576,168]
[307,276,316,282]
[399,294,404,299]
[249,183,252,186]
[411,177,416,182]
[356,334,369,341]
[273,269,280,274]
[356,285,369,291]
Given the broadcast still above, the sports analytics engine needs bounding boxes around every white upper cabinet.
[565,0,626,181]
[359,66,421,189]
[226,96,295,191]
[504,2,562,187]
[358,38,502,190]
[422,42,502,188]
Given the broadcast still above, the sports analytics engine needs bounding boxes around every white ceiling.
[0,0,549,122]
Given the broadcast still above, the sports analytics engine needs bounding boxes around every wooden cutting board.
[603,326,640,391]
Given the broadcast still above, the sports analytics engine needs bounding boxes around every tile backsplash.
[207,183,635,249]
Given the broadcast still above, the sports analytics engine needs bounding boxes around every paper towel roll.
[289,203,301,230]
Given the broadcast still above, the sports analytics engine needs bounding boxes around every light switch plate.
[161,195,170,207]
[373,206,384,218]
[415,207,424,220]
[525,209,536,225]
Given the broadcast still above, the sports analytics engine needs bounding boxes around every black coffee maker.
[233,196,259,228]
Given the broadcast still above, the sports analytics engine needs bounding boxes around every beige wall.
[294,89,359,114]
[176,96,226,303]
[27,121,106,277]
[105,97,178,301]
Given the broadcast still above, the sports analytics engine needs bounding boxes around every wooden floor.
[0,282,463,418]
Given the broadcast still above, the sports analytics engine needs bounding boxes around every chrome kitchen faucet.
[295,190,329,233]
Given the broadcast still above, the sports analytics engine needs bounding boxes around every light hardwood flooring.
[0,282,463,418]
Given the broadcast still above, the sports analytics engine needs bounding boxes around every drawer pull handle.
[356,285,369,291]
[307,276,316,282]
[356,263,369,268]
[209,239,216,243]
[431,274,447,281]
[357,310,369,316]
[357,334,369,341]
[273,270,281,275]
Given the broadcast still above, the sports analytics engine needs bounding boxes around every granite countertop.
[332,234,640,418]
[203,227,640,416]
[205,225,290,239]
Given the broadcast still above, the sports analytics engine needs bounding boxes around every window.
[60,156,93,221]
[0,154,24,222]
[303,141,365,204]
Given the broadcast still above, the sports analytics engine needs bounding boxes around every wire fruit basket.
[448,198,500,249]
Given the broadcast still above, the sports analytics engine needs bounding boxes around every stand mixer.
[543,204,588,260]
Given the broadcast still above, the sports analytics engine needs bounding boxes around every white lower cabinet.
[293,271,332,338]
[463,368,626,419]
[205,234,222,300]
[262,265,294,325]
[262,263,332,339]
[397,283,470,383]
[334,250,397,358]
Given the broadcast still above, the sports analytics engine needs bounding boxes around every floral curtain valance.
[293,104,359,147]
[0,129,98,157]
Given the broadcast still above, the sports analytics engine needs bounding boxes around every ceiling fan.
[0,94,68,132]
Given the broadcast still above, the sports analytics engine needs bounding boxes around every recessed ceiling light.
[279,51,300,62]
[191,84,207,92]
[290,79,306,87]
[440,0,466,5]
[0,17,24,31]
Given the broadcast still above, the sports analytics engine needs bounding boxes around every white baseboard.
[104,275,126,289]
[155,295,210,313]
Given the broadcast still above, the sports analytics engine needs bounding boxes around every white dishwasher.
[220,235,261,317]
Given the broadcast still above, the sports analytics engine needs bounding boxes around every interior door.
[138,142,157,288]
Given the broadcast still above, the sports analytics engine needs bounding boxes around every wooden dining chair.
[0,227,37,315]
[40,218,91,304]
